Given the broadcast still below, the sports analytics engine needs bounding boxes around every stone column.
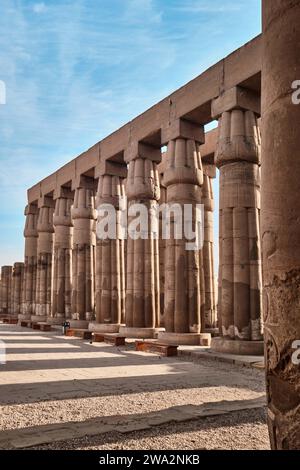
[211,87,263,356]
[262,0,300,449]
[202,164,217,331]
[158,119,206,346]
[11,262,24,317]
[0,266,12,315]
[120,142,161,338]
[158,163,167,327]
[51,189,73,324]
[34,197,54,322]
[71,176,97,328]
[91,163,127,333]
[20,204,38,321]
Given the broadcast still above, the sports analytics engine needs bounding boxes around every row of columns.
[0,126,219,344]
[1,95,263,350]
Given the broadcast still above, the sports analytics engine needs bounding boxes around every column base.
[157,332,211,346]
[68,319,89,329]
[47,317,65,326]
[205,328,220,337]
[88,322,120,333]
[18,314,31,323]
[31,315,47,323]
[211,337,264,356]
[119,327,164,339]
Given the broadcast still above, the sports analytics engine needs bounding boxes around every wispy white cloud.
[173,1,242,14]
[32,3,47,14]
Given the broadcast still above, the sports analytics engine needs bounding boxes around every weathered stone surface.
[22,204,38,318]
[71,182,96,324]
[11,262,24,316]
[35,201,54,321]
[125,148,161,331]
[94,173,126,327]
[202,165,217,329]
[52,196,73,322]
[214,105,263,343]
[262,0,300,450]
[163,136,204,336]
[0,266,12,315]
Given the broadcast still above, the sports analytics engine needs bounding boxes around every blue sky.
[0,0,261,266]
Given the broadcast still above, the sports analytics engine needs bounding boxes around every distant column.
[158,163,167,326]
[0,266,12,315]
[158,119,206,346]
[34,197,54,322]
[21,204,38,320]
[202,164,217,330]
[11,262,24,317]
[92,163,126,333]
[120,142,161,339]
[71,176,97,328]
[51,189,73,324]
[211,87,263,356]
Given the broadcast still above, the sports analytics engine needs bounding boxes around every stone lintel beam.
[95,160,127,179]
[161,119,204,146]
[71,175,97,192]
[203,163,216,179]
[124,141,161,163]
[211,86,261,120]
[38,195,55,209]
[25,203,38,216]
[53,186,74,200]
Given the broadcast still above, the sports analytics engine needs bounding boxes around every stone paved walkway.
[0,324,269,450]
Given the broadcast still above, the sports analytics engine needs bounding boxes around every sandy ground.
[0,324,269,450]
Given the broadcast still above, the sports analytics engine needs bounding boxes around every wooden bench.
[32,323,41,330]
[135,340,178,357]
[65,328,93,340]
[2,318,10,324]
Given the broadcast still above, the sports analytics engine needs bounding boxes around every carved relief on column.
[71,177,97,328]
[51,190,73,324]
[0,266,12,315]
[11,262,24,317]
[120,142,161,338]
[34,197,54,322]
[202,164,217,330]
[211,87,263,354]
[91,163,126,333]
[21,204,38,319]
[158,119,206,346]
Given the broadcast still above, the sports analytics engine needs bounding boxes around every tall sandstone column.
[120,142,161,338]
[91,165,126,333]
[71,177,96,328]
[211,87,263,356]
[158,163,167,326]
[51,190,73,324]
[34,197,54,322]
[158,119,206,346]
[202,164,217,330]
[21,204,38,320]
[0,266,12,315]
[262,0,300,449]
[11,262,24,317]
